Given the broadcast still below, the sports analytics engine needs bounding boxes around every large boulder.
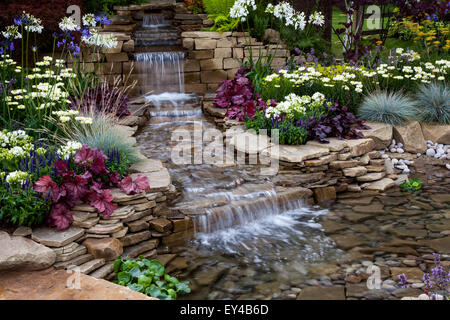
[0,268,155,300]
[82,238,123,261]
[393,121,427,153]
[361,122,393,149]
[0,231,56,271]
[421,123,450,145]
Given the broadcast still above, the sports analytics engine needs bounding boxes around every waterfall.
[134,52,185,95]
[142,15,170,28]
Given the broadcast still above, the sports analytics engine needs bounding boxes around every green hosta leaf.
[167,288,177,300]
[175,281,191,294]
[129,266,143,279]
[137,275,152,286]
[127,283,144,293]
[117,271,131,284]
[165,274,180,284]
[148,287,173,300]
[113,259,122,273]
[147,260,165,277]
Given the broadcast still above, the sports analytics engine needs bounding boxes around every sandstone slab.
[393,121,427,153]
[297,286,345,300]
[0,232,56,271]
[364,178,395,191]
[129,158,164,173]
[421,123,450,144]
[361,122,393,149]
[131,168,171,192]
[83,238,123,261]
[346,138,375,156]
[32,227,85,248]
[343,166,367,177]
[0,269,155,300]
[307,138,348,152]
[263,144,329,163]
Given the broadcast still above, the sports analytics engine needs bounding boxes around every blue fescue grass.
[414,82,450,125]
[357,91,417,126]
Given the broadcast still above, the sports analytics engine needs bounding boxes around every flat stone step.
[53,254,95,270]
[88,262,114,279]
[55,245,87,262]
[68,258,106,274]
[135,39,180,47]
[122,239,159,258]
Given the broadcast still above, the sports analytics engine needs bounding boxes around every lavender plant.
[397,253,449,300]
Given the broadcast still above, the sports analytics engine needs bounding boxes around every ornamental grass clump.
[47,106,141,165]
[414,82,450,124]
[357,91,417,126]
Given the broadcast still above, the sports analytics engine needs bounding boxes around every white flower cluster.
[309,11,325,27]
[82,14,97,27]
[57,141,82,160]
[2,25,21,40]
[230,0,257,21]
[52,110,92,125]
[374,51,449,84]
[24,13,43,33]
[265,92,325,119]
[265,64,365,92]
[271,2,324,30]
[81,29,118,49]
[5,171,29,187]
[0,129,32,149]
[230,0,324,30]
[59,16,80,32]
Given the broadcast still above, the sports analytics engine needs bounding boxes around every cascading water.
[142,15,170,28]
[134,12,340,300]
[134,52,185,94]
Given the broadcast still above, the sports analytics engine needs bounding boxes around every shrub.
[0,182,50,227]
[357,91,417,126]
[202,0,235,16]
[114,256,191,300]
[415,82,450,124]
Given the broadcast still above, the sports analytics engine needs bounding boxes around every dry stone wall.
[182,31,290,94]
[2,111,194,280]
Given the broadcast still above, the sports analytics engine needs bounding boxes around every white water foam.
[194,204,329,255]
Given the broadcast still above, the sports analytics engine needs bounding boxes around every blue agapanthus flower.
[95,13,111,26]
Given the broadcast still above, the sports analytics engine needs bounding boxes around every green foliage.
[400,177,423,192]
[415,82,450,124]
[245,111,308,145]
[357,91,416,126]
[239,48,274,94]
[0,185,50,227]
[279,25,330,53]
[249,13,270,41]
[202,0,235,16]
[113,256,191,300]
[84,0,146,15]
[207,14,240,32]
[105,149,130,178]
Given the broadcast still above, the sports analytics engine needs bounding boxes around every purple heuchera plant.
[214,67,266,121]
[301,102,370,143]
